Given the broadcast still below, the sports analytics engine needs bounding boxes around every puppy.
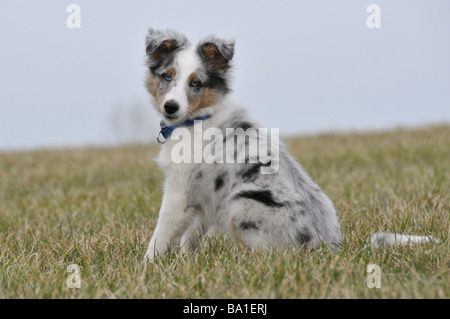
[143,29,434,261]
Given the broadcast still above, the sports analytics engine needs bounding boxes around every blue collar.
[157,115,211,143]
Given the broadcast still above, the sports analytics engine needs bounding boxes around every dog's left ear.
[197,36,235,71]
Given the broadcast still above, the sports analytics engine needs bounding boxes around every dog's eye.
[161,73,172,82]
[189,80,202,88]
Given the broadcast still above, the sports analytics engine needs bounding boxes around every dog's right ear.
[145,28,188,73]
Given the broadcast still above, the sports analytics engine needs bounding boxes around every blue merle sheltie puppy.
[143,29,435,261]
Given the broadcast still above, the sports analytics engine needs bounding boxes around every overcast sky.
[0,1,449,150]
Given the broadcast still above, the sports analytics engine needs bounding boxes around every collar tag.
[156,129,167,144]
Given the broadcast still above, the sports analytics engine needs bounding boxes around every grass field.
[0,125,449,299]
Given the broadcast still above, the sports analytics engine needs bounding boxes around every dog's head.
[145,28,235,124]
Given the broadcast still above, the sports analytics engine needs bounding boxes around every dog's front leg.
[144,191,193,262]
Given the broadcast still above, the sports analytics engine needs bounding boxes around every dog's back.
[177,102,342,250]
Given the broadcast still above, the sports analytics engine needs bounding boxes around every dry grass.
[0,125,448,298]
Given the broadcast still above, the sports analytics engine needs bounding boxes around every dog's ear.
[197,36,235,71]
[145,28,188,72]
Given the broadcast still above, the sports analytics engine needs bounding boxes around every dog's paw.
[142,252,155,264]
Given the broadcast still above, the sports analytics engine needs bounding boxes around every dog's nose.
[164,100,179,114]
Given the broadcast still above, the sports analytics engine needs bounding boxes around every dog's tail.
[369,232,438,248]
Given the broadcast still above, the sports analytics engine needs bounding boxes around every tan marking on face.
[167,67,175,76]
[188,73,199,83]
[146,76,158,98]
[152,67,178,113]
[188,88,221,112]
[155,85,169,114]
[147,69,175,113]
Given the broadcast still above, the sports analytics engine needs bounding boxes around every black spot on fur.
[294,200,307,216]
[221,118,256,142]
[241,164,260,181]
[297,228,312,245]
[239,221,259,230]
[205,71,230,94]
[234,190,284,208]
[233,121,254,130]
[214,172,227,191]
[195,171,203,179]
[240,161,272,182]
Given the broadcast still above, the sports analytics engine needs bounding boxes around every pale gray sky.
[0,0,449,150]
